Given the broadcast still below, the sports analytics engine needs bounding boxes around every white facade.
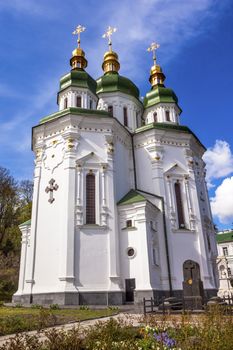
[216,231,233,298]
[14,52,218,305]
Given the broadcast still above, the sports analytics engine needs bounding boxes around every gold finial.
[147,42,165,88]
[102,26,120,74]
[102,26,117,51]
[73,25,86,48]
[147,42,160,66]
[70,24,87,70]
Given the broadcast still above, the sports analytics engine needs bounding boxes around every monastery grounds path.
[0,312,141,346]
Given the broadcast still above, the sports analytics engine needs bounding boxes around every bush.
[30,304,43,309]
[49,304,60,310]
[79,305,89,310]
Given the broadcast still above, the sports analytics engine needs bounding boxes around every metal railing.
[143,295,233,315]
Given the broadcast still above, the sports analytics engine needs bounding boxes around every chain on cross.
[73,25,86,48]
[102,26,117,51]
[147,42,160,65]
[45,178,59,204]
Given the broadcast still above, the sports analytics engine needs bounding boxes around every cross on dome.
[102,26,117,51]
[147,42,160,65]
[73,25,86,48]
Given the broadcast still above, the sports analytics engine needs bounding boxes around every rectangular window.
[126,219,132,228]
[77,96,82,107]
[228,267,232,277]
[223,247,228,256]
[123,107,128,126]
[165,110,170,121]
[108,105,113,116]
[174,181,185,229]
[89,100,93,109]
[86,173,96,224]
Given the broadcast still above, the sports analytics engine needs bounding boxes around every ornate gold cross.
[102,26,117,51]
[147,42,160,65]
[73,25,86,48]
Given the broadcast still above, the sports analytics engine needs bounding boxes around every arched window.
[153,112,157,123]
[76,96,82,107]
[174,181,185,228]
[165,110,170,121]
[64,97,68,109]
[86,173,96,224]
[123,107,128,126]
[108,105,113,117]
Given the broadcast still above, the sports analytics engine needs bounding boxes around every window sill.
[122,226,137,231]
[79,224,107,230]
[172,228,195,234]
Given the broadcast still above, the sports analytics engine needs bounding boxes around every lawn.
[0,305,117,336]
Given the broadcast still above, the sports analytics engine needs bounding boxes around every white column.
[71,92,75,107]
[15,225,30,295]
[166,176,174,212]
[101,167,106,207]
[58,134,78,291]
[24,147,43,295]
[77,165,82,206]
[184,177,193,214]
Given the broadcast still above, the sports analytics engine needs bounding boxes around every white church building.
[13,27,218,305]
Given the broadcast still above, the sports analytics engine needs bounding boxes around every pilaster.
[58,130,79,292]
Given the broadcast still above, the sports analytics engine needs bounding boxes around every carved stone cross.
[45,178,58,204]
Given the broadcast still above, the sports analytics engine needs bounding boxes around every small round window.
[127,247,135,258]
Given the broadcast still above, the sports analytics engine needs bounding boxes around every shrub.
[30,304,43,309]
[79,305,89,310]
[49,303,60,310]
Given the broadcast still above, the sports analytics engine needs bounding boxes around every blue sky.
[0,0,233,229]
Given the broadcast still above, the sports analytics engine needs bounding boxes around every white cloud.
[211,176,233,224]
[85,0,230,82]
[203,140,233,187]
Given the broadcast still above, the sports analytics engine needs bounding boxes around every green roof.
[19,219,31,227]
[96,72,140,99]
[118,189,146,206]
[135,122,206,150]
[59,70,97,96]
[143,86,180,110]
[216,232,233,243]
[39,107,110,124]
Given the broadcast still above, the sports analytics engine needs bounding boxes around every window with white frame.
[174,180,185,229]
[64,97,68,109]
[86,172,96,224]
[223,246,228,256]
[76,96,82,107]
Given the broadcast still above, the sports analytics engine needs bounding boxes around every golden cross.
[147,42,160,65]
[102,26,117,51]
[73,25,86,48]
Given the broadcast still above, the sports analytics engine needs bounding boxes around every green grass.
[0,306,116,335]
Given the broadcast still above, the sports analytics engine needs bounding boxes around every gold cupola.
[70,25,87,70]
[147,42,165,88]
[102,26,120,74]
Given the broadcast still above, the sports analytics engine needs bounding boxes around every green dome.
[59,70,97,96]
[143,86,179,109]
[96,72,140,99]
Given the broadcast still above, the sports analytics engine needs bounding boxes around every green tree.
[0,167,18,247]
[0,167,32,300]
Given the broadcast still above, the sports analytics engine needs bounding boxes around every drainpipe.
[131,135,172,296]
